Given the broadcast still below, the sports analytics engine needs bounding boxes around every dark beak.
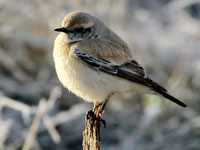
[54,27,69,33]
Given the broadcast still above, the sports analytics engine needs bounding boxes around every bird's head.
[54,11,99,43]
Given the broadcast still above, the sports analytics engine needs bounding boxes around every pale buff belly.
[54,57,149,103]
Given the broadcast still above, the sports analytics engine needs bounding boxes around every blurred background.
[0,0,200,150]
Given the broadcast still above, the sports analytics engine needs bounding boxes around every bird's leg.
[95,93,115,127]
[86,93,114,127]
[99,92,114,113]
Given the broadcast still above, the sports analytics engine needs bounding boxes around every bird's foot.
[86,106,106,128]
[96,106,106,128]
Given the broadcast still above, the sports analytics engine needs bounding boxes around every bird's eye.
[85,27,92,32]
[75,27,84,33]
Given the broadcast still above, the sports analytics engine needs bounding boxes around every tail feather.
[154,88,187,108]
[146,78,187,108]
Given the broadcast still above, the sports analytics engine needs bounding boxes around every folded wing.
[74,48,187,108]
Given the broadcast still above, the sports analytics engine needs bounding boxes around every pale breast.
[54,55,119,103]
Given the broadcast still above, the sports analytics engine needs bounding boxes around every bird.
[53,11,187,115]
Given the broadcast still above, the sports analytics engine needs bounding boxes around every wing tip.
[157,89,187,108]
[182,103,187,108]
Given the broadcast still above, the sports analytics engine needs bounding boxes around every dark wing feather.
[120,60,145,77]
[74,48,187,108]
[74,48,117,74]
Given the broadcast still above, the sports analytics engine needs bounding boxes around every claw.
[86,107,107,128]
[96,106,106,128]
[100,118,106,128]
[86,110,94,120]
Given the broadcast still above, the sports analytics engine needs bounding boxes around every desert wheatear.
[53,11,187,111]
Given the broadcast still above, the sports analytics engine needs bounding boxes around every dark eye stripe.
[74,27,92,33]
[75,27,84,33]
[85,27,91,32]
